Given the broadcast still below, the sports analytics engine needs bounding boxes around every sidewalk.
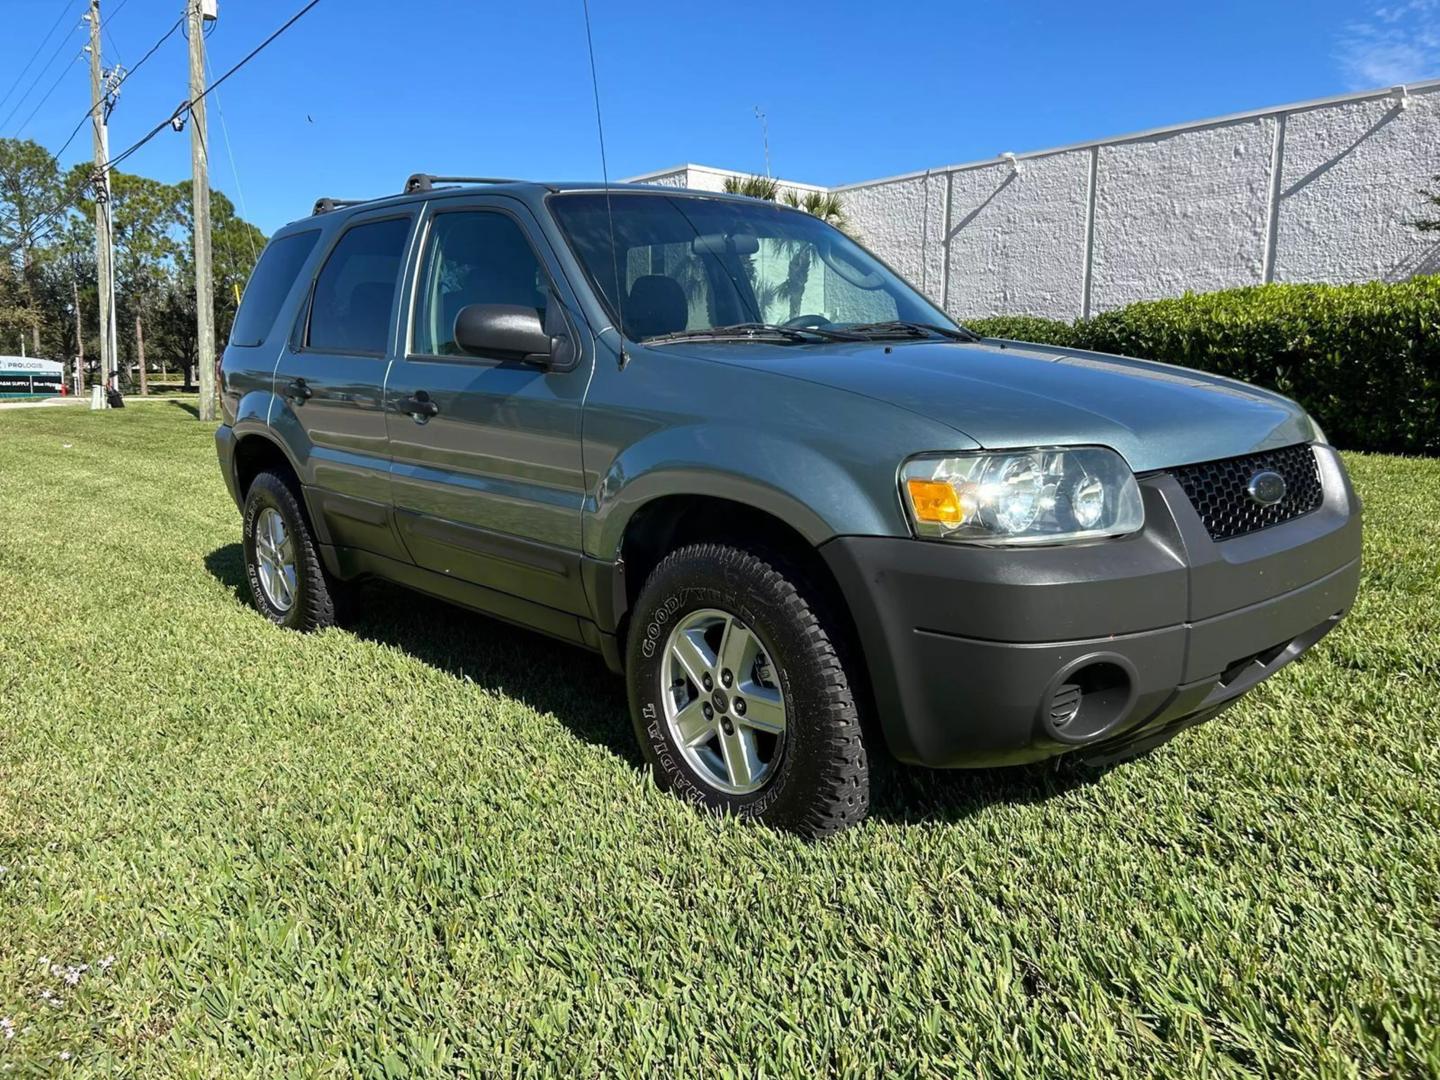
[0,394,200,411]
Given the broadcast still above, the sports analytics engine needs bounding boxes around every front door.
[384,199,592,615]
[272,210,416,562]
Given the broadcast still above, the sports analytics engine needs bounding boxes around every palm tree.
[781,189,848,232]
[722,174,848,232]
[722,174,781,202]
[722,174,849,319]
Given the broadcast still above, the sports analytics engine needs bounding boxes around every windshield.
[549,191,956,342]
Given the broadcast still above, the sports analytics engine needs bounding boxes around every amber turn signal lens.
[905,478,963,525]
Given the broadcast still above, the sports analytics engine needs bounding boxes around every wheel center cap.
[710,688,730,714]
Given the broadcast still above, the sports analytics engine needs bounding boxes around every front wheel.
[626,543,870,837]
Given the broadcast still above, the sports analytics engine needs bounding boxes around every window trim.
[298,211,417,359]
[403,202,570,367]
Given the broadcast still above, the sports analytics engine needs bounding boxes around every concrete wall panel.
[843,174,948,307]
[1090,117,1276,313]
[943,151,1091,319]
[1274,90,1440,284]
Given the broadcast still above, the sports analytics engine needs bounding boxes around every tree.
[722,173,781,201]
[0,262,40,353]
[0,136,266,395]
[1418,175,1440,233]
[38,214,101,387]
[721,173,851,319]
[175,186,265,367]
[74,171,186,391]
[0,138,64,353]
[722,173,848,231]
[781,189,847,231]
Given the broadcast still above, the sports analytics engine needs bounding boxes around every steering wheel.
[783,314,833,329]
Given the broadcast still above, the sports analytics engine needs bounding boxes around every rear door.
[383,197,592,615]
[272,210,417,562]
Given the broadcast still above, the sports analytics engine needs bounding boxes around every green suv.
[216,175,1362,836]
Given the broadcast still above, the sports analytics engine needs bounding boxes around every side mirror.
[454,304,553,365]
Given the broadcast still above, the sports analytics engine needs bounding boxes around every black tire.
[241,471,338,632]
[626,543,870,837]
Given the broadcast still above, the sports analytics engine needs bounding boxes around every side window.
[413,211,548,357]
[230,230,319,347]
[307,217,411,354]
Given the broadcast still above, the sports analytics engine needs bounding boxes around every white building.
[627,79,1440,321]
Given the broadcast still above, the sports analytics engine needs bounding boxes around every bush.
[962,314,1077,347]
[961,278,1440,455]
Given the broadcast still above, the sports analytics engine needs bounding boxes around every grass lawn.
[1,403,1437,1077]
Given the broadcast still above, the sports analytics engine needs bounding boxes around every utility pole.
[188,0,217,421]
[72,274,85,395]
[86,0,115,404]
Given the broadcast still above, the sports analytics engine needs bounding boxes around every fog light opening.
[1043,661,1133,742]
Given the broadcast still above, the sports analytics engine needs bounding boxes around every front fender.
[586,423,908,562]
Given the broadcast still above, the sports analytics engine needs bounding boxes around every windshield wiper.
[841,320,982,343]
[642,322,861,346]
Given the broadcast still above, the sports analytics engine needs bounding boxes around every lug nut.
[702,702,714,720]
[721,669,733,688]
[702,673,714,691]
[733,697,746,715]
[721,718,735,735]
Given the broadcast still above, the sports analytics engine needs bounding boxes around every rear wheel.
[241,471,338,631]
[626,543,869,837]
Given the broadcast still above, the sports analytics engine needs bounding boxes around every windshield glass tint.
[550,192,952,341]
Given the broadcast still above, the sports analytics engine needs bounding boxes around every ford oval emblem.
[1246,469,1287,507]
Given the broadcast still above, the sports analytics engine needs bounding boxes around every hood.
[658,338,1317,473]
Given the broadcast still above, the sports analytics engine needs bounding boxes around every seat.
[627,275,687,339]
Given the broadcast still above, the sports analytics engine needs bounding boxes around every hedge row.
[962,278,1440,455]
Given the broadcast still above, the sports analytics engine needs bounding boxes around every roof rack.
[404,173,522,194]
[312,197,371,216]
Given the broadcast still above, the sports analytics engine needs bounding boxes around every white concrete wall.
[631,80,1440,320]
[625,164,827,196]
[837,81,1440,319]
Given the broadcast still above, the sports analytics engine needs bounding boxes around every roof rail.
[312,197,371,216]
[404,173,523,194]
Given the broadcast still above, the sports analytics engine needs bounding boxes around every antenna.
[581,0,628,370]
[755,106,770,178]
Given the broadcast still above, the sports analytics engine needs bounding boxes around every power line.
[13,47,87,138]
[28,0,325,242]
[48,15,184,164]
[107,0,322,176]
[0,0,81,117]
[0,11,85,133]
[205,58,259,265]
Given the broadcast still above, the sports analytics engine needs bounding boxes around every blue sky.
[2,0,1438,234]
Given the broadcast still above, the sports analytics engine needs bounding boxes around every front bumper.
[821,444,1361,767]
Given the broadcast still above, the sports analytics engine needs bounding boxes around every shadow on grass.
[204,543,1110,826]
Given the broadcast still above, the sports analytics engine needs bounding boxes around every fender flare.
[585,425,905,563]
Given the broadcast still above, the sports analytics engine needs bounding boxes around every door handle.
[285,377,312,403]
[400,391,439,421]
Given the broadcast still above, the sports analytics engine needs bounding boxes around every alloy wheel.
[661,608,788,795]
[254,507,298,612]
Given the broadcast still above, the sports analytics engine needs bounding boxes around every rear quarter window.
[229,230,320,348]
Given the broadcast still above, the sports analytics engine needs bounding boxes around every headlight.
[901,447,1144,545]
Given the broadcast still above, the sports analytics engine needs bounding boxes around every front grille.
[1170,443,1323,541]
